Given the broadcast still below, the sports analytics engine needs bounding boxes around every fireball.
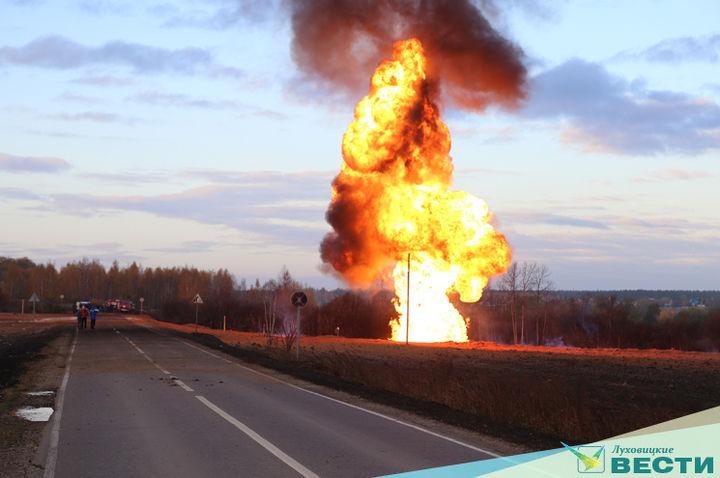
[321,39,512,342]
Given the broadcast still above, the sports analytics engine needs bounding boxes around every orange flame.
[323,38,512,342]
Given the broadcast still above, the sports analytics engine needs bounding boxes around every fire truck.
[103,299,136,313]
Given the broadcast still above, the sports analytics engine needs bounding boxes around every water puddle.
[26,391,55,397]
[15,406,54,422]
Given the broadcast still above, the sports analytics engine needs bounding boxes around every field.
[0,313,74,476]
[133,315,720,447]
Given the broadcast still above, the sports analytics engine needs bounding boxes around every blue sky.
[1,0,719,289]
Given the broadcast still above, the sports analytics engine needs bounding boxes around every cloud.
[78,0,132,15]
[0,35,245,79]
[613,34,720,63]
[501,210,609,230]
[59,92,105,104]
[0,187,44,200]
[524,59,720,155]
[47,170,333,247]
[152,0,275,29]
[47,111,139,125]
[128,90,287,118]
[81,171,168,184]
[0,152,71,173]
[129,91,237,110]
[632,168,717,183]
[69,74,135,86]
[145,240,220,254]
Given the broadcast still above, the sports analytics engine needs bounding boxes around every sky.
[0,0,719,289]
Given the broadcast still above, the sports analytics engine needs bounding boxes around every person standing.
[76,307,83,330]
[90,307,98,329]
[80,305,89,329]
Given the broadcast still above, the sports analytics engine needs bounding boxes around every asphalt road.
[46,317,496,477]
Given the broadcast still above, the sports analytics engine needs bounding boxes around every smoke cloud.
[289,0,527,109]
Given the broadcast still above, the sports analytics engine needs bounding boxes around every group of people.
[77,305,98,330]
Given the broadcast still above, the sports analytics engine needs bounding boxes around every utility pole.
[406,252,411,345]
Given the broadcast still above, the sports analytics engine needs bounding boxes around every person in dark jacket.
[80,306,88,329]
[77,308,83,329]
[90,307,98,329]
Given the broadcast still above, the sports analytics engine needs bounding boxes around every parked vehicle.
[103,299,135,313]
[73,301,93,313]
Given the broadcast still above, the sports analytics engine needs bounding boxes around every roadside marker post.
[291,291,308,360]
[223,315,227,331]
[192,293,204,333]
[21,299,25,315]
[29,292,40,315]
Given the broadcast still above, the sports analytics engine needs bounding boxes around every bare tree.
[499,261,553,345]
[518,262,538,344]
[261,280,278,347]
[498,262,519,344]
[532,264,553,345]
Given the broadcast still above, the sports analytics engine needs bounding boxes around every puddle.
[15,407,54,422]
[26,391,55,397]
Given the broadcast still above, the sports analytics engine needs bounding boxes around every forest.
[1,256,719,351]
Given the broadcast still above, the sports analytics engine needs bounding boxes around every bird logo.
[562,442,606,473]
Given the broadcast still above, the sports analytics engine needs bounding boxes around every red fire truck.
[103,299,136,313]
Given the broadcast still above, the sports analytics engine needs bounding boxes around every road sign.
[29,292,40,315]
[139,297,145,303]
[291,291,307,307]
[192,294,204,304]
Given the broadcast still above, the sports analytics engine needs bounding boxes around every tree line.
[1,256,718,351]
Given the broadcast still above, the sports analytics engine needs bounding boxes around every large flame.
[322,38,512,342]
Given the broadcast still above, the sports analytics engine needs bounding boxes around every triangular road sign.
[192,294,203,304]
[29,292,40,303]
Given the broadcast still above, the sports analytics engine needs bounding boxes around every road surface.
[45,317,496,477]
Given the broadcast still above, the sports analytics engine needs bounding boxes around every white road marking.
[174,379,194,392]
[195,395,319,478]
[180,339,501,458]
[117,331,172,375]
[43,330,78,478]
[131,318,501,458]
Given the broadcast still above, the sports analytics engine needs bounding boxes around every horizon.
[1,1,719,290]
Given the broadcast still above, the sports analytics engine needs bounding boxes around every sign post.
[406,253,411,345]
[223,315,227,332]
[291,291,308,360]
[29,292,40,315]
[192,294,203,333]
[139,297,145,314]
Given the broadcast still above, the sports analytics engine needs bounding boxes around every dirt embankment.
[134,316,720,447]
[0,314,74,477]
